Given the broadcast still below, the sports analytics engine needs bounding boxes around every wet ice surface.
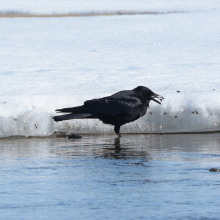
[1,134,220,219]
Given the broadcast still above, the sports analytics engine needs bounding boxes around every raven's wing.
[84,92,142,116]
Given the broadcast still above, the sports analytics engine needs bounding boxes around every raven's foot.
[116,132,122,138]
[114,126,122,138]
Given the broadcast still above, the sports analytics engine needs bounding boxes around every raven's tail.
[53,113,91,122]
[55,105,88,113]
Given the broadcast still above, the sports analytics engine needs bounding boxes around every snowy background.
[0,0,220,137]
[1,0,220,14]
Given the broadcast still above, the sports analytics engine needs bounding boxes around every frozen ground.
[0,1,220,137]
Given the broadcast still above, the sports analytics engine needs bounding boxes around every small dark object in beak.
[151,94,164,104]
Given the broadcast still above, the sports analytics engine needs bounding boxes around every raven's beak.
[150,94,164,104]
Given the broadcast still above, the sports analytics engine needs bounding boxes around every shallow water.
[1,134,220,220]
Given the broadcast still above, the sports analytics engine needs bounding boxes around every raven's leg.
[114,125,121,137]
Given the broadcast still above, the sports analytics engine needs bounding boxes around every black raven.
[53,86,164,137]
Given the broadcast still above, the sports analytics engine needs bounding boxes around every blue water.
[1,134,220,220]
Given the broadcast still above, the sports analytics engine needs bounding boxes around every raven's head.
[134,86,164,104]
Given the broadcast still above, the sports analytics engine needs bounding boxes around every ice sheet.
[0,4,220,137]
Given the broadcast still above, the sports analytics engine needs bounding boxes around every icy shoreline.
[1,90,220,138]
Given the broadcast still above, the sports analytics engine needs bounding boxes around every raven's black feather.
[53,86,163,137]
[53,113,91,121]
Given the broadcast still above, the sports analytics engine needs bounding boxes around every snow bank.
[0,3,220,137]
[1,91,220,137]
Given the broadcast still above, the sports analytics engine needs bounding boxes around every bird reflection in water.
[107,137,122,159]
[102,137,150,161]
[54,135,150,162]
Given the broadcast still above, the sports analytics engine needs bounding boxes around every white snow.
[0,1,220,137]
